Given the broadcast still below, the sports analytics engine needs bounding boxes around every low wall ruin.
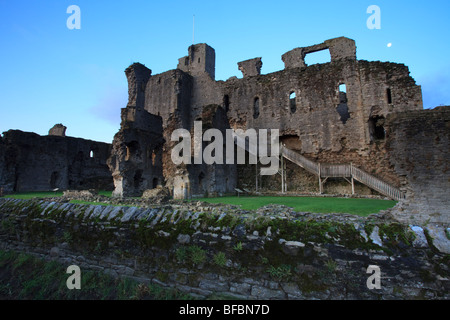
[0,129,113,193]
[0,198,448,300]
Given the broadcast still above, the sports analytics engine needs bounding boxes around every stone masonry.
[0,127,113,193]
[386,107,450,225]
[0,36,448,228]
[109,36,426,201]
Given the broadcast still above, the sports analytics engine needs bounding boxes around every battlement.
[177,43,216,79]
[282,37,357,69]
[237,57,263,78]
[175,37,356,79]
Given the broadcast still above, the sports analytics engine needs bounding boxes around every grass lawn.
[2,191,397,217]
[3,191,112,199]
[192,196,397,217]
[3,191,64,199]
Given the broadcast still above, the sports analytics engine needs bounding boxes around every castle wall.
[386,107,450,225]
[0,137,13,193]
[143,47,234,198]
[144,69,193,129]
[108,107,164,197]
[186,105,237,198]
[143,70,194,197]
[114,37,427,199]
[222,58,422,190]
[223,61,367,152]
[0,130,113,193]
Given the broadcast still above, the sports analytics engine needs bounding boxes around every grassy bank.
[0,249,191,300]
[192,196,397,217]
[3,191,113,199]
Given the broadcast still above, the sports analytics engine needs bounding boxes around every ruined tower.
[107,63,164,197]
[177,43,216,79]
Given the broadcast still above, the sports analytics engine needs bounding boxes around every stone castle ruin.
[0,36,448,226]
[0,37,449,301]
[0,124,113,193]
[107,39,421,190]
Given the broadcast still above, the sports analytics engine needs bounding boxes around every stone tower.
[177,43,216,79]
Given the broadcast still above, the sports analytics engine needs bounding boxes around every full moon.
[387,43,392,48]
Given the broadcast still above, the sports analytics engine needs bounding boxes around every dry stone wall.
[1,198,448,300]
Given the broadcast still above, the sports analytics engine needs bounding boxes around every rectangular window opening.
[387,88,392,104]
[304,49,331,66]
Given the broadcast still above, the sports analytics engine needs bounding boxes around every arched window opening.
[387,88,393,104]
[337,83,350,124]
[289,91,296,113]
[253,97,260,119]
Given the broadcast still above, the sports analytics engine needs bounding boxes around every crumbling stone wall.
[222,53,421,190]
[117,58,235,198]
[107,106,164,197]
[113,37,423,198]
[0,129,113,193]
[386,107,450,225]
[0,198,448,300]
[282,37,357,69]
[48,124,67,137]
[0,137,14,193]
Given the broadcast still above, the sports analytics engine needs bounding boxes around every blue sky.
[0,0,449,143]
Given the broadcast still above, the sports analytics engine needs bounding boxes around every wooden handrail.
[280,146,319,175]
[234,140,405,200]
[280,145,405,201]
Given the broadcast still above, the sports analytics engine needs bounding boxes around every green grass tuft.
[192,196,397,217]
[0,249,192,300]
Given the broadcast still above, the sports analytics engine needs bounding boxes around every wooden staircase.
[280,145,405,201]
[232,132,405,200]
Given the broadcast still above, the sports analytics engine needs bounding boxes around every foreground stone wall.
[0,198,448,300]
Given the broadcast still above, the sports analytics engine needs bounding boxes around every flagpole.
[193,15,195,44]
